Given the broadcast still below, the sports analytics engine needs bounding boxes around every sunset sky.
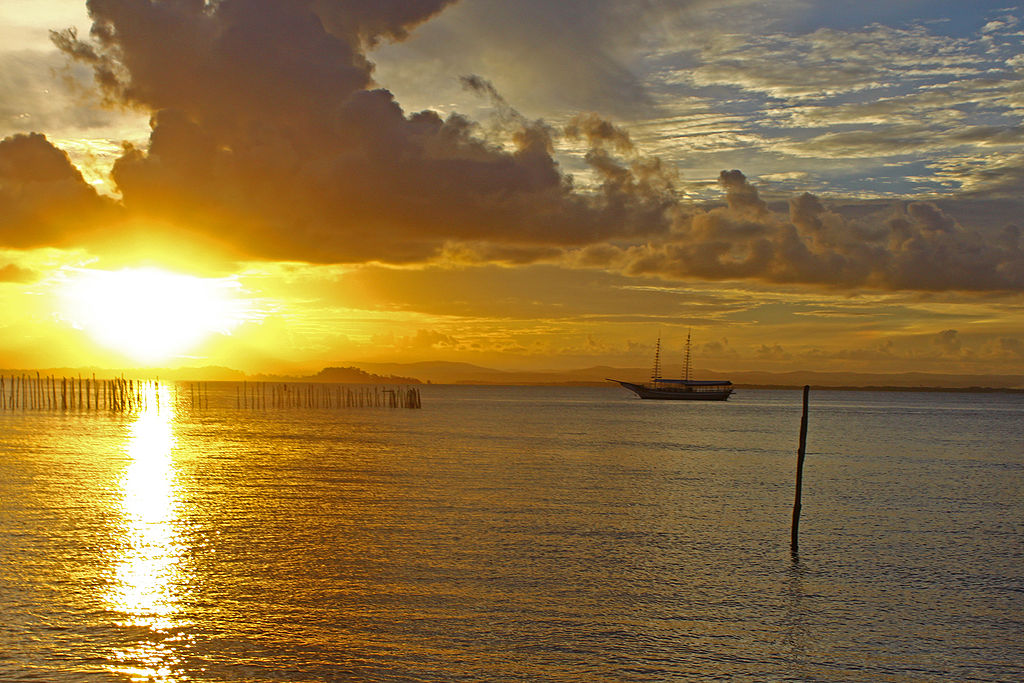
[1,0,1022,376]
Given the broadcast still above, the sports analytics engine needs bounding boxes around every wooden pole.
[791,385,810,555]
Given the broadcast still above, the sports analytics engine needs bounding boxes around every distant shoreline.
[451,380,1024,393]
[732,384,1024,393]
[3,365,1020,393]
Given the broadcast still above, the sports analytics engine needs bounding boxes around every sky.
[1,0,1022,377]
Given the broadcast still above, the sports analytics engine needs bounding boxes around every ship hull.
[611,380,733,401]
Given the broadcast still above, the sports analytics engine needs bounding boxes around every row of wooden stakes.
[235,382,422,410]
[0,374,154,413]
[0,374,422,412]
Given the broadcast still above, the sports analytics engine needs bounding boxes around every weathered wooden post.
[791,385,810,555]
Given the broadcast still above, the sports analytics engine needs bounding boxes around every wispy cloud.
[640,11,1024,196]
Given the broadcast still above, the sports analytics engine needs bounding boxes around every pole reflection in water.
[781,557,811,677]
[107,383,188,681]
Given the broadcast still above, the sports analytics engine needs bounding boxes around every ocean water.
[1,384,1021,682]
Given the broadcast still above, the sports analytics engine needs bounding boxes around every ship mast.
[683,329,692,381]
[651,336,662,382]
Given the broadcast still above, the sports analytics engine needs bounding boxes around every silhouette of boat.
[608,332,733,401]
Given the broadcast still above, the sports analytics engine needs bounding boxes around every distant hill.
[257,366,421,384]
[356,361,641,385]
[352,362,1024,391]
[356,361,513,384]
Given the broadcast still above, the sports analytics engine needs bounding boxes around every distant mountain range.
[355,361,1024,390]
[262,366,421,384]
[3,362,1020,390]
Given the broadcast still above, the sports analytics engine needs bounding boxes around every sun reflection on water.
[107,382,188,681]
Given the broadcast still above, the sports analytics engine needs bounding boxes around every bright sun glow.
[59,267,254,363]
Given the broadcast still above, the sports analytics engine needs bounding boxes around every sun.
[59,266,254,364]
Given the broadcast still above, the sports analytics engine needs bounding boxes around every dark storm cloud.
[0,132,115,247]
[43,0,676,263]
[608,171,1024,291]
[51,0,375,133]
[311,0,458,47]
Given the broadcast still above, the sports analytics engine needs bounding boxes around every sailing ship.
[608,332,733,401]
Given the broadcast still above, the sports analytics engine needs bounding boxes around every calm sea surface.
[1,384,1021,681]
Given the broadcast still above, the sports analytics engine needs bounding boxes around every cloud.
[44,2,677,265]
[400,328,461,350]
[371,0,700,119]
[0,263,37,283]
[953,152,1024,197]
[371,327,461,351]
[0,50,106,137]
[765,327,1024,370]
[756,343,790,361]
[312,0,458,47]
[586,170,1024,291]
[324,262,748,322]
[994,336,1024,359]
[645,14,1024,197]
[680,24,989,101]
[50,0,375,132]
[701,337,738,359]
[0,132,116,248]
[0,1,1008,295]
[932,328,962,355]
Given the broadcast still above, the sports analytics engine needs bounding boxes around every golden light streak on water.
[106,383,187,681]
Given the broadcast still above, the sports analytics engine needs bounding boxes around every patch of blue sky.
[790,0,1020,38]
